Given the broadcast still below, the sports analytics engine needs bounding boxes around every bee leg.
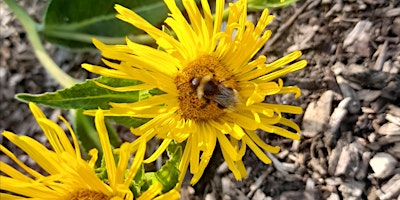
[200,99,210,109]
[217,103,226,109]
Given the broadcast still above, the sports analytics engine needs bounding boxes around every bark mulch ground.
[1,0,399,199]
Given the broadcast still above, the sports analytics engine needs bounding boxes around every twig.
[373,40,388,71]
[260,0,312,54]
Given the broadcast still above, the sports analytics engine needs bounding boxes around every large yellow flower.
[0,103,180,200]
[83,0,306,186]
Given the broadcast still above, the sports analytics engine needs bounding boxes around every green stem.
[4,0,77,88]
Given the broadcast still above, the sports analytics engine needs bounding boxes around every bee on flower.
[82,0,306,187]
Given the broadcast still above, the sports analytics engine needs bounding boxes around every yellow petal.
[144,139,172,163]
[242,135,272,164]
[95,109,117,187]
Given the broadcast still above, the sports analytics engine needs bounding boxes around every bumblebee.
[191,75,239,109]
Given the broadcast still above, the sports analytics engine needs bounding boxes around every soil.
[1,0,400,200]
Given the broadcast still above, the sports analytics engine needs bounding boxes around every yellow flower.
[82,0,306,187]
[0,103,179,200]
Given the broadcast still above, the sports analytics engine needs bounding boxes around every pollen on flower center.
[175,55,238,121]
[67,189,109,200]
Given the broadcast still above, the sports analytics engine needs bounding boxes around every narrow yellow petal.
[277,86,302,98]
[263,51,303,74]
[137,181,162,200]
[226,112,259,131]
[37,118,76,155]
[258,123,297,141]
[190,125,216,184]
[236,160,248,178]
[243,135,272,164]
[0,143,43,179]
[0,192,28,200]
[114,4,181,52]
[189,133,199,174]
[88,148,98,168]
[258,103,303,114]
[219,145,243,180]
[94,81,155,92]
[2,132,60,174]
[246,130,281,153]
[216,132,238,161]
[143,139,172,163]
[95,109,117,187]
[153,188,181,200]
[82,63,133,80]
[177,141,191,189]
[125,139,146,186]
[0,176,60,198]
[0,161,34,182]
[229,124,246,140]
[208,120,232,133]
[258,60,307,82]
[59,115,81,159]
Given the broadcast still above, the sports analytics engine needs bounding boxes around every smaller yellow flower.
[0,103,180,200]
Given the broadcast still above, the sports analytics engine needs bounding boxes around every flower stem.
[4,0,77,88]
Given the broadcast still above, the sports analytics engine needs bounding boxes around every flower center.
[175,55,238,121]
[67,189,109,200]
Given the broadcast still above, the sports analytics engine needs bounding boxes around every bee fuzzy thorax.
[193,75,212,99]
[192,75,240,109]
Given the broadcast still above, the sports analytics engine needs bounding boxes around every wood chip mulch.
[1,0,399,199]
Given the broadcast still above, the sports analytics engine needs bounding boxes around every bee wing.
[211,85,239,109]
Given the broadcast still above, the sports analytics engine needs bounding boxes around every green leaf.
[130,165,153,198]
[155,141,182,192]
[16,76,150,110]
[133,142,182,196]
[134,165,146,184]
[248,0,298,10]
[41,0,184,49]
